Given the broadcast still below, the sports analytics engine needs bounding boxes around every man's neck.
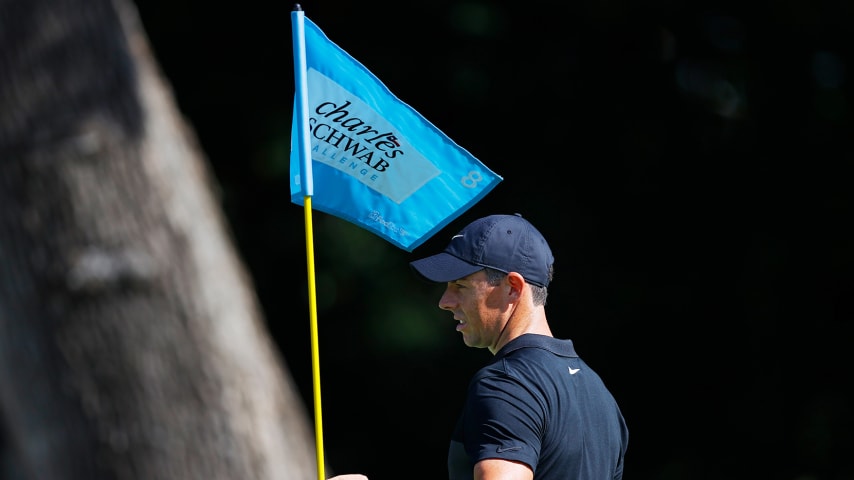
[490,304,551,354]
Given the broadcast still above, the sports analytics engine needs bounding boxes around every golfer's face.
[438,270,506,350]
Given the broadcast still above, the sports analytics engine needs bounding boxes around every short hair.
[484,267,550,306]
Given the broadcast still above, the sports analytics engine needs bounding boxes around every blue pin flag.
[290,14,502,251]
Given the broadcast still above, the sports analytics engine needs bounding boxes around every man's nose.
[438,288,455,311]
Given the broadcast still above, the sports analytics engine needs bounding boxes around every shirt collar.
[494,333,579,360]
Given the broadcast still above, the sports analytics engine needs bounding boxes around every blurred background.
[131,0,852,478]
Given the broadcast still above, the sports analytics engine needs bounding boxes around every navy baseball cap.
[410,213,554,287]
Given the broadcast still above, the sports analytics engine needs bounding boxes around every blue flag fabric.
[290,16,502,252]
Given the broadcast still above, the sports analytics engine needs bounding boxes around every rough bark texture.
[0,0,317,478]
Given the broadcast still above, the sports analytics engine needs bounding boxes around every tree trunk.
[0,0,317,478]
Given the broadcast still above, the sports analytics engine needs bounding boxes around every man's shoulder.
[473,339,571,382]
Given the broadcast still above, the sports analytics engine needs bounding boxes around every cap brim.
[409,253,484,283]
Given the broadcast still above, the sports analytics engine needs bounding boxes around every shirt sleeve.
[461,371,545,472]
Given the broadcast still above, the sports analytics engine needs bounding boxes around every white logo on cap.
[452,234,464,240]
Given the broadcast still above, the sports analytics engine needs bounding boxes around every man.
[409,213,629,480]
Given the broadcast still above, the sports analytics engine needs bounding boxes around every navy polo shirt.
[448,334,628,479]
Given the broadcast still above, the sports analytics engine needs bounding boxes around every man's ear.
[505,272,526,298]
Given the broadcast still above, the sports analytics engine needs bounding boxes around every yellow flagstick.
[291,5,325,479]
[303,196,326,480]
